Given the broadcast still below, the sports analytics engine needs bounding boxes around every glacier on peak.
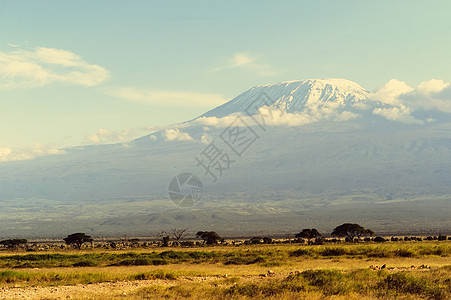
[200,78,370,118]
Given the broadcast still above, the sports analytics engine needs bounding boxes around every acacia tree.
[63,233,93,249]
[331,223,374,241]
[0,239,27,249]
[295,229,321,244]
[196,231,223,245]
[171,228,187,246]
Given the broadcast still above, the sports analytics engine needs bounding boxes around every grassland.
[0,241,450,299]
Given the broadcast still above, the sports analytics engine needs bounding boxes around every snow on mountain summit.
[200,78,370,118]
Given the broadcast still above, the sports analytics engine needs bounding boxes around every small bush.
[373,237,386,243]
[159,251,189,259]
[187,251,217,259]
[379,273,428,294]
[117,258,153,266]
[73,260,98,267]
[320,247,348,256]
[394,249,415,258]
[301,269,347,295]
[0,270,27,283]
[132,271,177,280]
[289,248,311,257]
[301,269,343,286]
[150,258,168,265]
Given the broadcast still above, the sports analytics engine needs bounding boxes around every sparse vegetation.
[132,266,451,299]
[0,240,449,299]
[0,229,450,299]
[0,242,449,270]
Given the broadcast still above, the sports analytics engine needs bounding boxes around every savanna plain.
[0,240,450,299]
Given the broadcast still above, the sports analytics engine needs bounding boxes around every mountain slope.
[0,78,450,237]
[200,78,370,118]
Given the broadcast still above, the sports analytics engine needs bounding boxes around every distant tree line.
[0,239,27,249]
[0,223,449,251]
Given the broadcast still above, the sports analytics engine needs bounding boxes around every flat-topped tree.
[196,231,223,245]
[295,229,321,244]
[63,233,93,249]
[331,223,374,242]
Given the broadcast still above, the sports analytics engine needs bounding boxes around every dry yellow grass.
[0,242,449,299]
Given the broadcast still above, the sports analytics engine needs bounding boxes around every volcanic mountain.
[0,79,450,237]
[201,78,369,117]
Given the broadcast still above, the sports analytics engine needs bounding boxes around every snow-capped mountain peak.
[201,78,369,118]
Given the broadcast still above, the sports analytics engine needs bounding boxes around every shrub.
[187,251,217,259]
[73,260,98,267]
[117,258,153,266]
[132,271,177,280]
[394,249,415,258]
[301,269,342,286]
[379,273,428,294]
[289,248,311,257]
[223,256,265,265]
[373,236,386,243]
[159,251,189,259]
[301,269,347,295]
[320,247,348,256]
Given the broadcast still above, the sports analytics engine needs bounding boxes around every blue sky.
[0,0,450,160]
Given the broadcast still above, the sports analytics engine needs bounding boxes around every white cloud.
[201,133,212,144]
[85,127,158,145]
[0,143,66,162]
[194,114,242,127]
[336,111,359,121]
[104,87,226,108]
[372,105,423,124]
[0,146,12,161]
[33,47,83,67]
[194,106,358,128]
[401,79,451,113]
[416,79,449,94]
[368,79,413,106]
[230,53,254,67]
[369,79,451,113]
[211,52,277,76]
[0,46,109,90]
[367,78,451,123]
[85,128,123,144]
[261,109,317,126]
[163,128,193,142]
